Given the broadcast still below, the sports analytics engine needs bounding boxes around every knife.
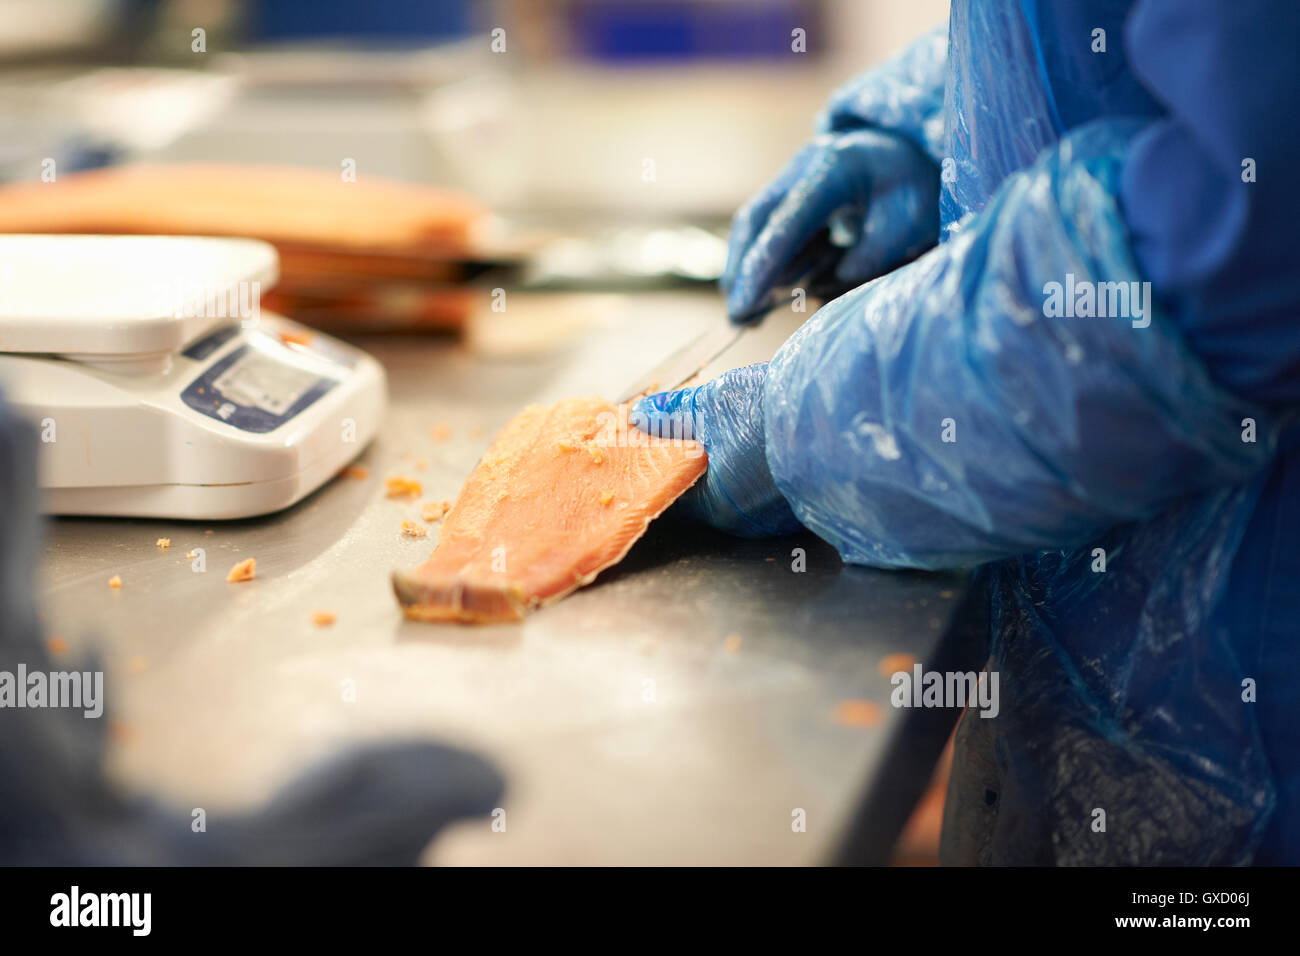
[616,319,747,404]
[614,223,868,404]
[614,276,853,404]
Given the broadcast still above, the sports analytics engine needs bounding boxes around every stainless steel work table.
[36,291,983,865]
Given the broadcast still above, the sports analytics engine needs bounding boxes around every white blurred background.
[0,0,949,224]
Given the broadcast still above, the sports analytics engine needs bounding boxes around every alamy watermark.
[50,886,150,936]
[0,664,103,718]
[889,663,999,718]
[151,280,261,328]
[1042,273,1151,328]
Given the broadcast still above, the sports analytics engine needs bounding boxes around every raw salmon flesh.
[393,397,706,623]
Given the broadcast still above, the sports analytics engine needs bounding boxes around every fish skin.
[393,397,706,624]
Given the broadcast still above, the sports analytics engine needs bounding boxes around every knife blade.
[614,272,858,405]
[616,320,746,404]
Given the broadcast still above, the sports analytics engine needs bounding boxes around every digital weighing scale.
[0,235,386,519]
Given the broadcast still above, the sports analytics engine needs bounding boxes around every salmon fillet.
[393,398,706,624]
[0,163,484,253]
[0,164,486,331]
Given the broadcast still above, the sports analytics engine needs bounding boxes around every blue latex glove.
[629,364,801,538]
[721,30,947,324]
[816,26,949,160]
[721,131,940,324]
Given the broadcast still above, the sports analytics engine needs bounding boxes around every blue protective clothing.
[636,0,1300,864]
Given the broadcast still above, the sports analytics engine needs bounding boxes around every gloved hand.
[629,363,801,538]
[721,130,939,324]
[721,27,947,325]
[816,25,948,155]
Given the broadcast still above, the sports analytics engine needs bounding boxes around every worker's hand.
[721,128,939,324]
[629,363,802,538]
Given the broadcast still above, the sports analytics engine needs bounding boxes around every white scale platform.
[0,235,386,519]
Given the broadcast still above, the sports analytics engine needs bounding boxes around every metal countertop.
[37,291,979,864]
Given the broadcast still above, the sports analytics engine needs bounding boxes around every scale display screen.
[181,344,340,433]
[213,352,321,416]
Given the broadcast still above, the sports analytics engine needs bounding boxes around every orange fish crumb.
[108,575,122,589]
[598,491,615,506]
[343,464,369,480]
[723,634,743,653]
[48,637,68,655]
[430,424,452,443]
[878,652,918,678]
[278,329,314,347]
[401,519,427,538]
[155,537,171,549]
[226,558,256,583]
[833,699,883,728]
[421,500,450,522]
[385,476,422,498]
[311,610,336,627]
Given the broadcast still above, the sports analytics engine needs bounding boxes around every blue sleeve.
[763,120,1282,570]
[816,26,949,164]
[1121,0,1300,404]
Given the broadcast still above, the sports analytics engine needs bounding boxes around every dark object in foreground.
[0,405,502,866]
